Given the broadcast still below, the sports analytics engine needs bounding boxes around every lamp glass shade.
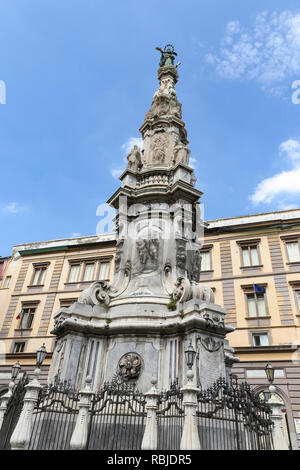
[265,362,274,384]
[11,361,21,381]
[36,344,47,367]
[185,342,196,370]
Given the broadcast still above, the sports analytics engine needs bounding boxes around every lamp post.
[265,362,276,396]
[184,341,196,384]
[34,343,47,379]
[180,339,201,449]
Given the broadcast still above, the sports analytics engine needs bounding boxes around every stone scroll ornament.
[172,277,215,304]
[118,353,142,381]
[78,281,112,306]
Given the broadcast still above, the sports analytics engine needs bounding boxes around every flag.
[254,284,266,294]
[16,309,24,320]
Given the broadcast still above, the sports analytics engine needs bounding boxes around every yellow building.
[0,208,300,448]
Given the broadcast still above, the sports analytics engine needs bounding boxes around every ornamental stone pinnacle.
[48,47,237,393]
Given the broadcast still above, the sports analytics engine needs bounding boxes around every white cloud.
[70,232,81,238]
[250,138,300,205]
[207,11,300,93]
[121,137,143,155]
[1,202,28,214]
[111,137,144,179]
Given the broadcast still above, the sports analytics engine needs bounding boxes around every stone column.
[180,370,201,450]
[268,393,289,450]
[0,381,14,430]
[10,370,42,450]
[141,378,160,450]
[70,376,93,450]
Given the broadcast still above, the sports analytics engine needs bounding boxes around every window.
[32,266,46,286]
[200,251,211,271]
[246,293,267,317]
[295,290,300,311]
[252,333,269,347]
[286,241,300,263]
[68,264,80,282]
[238,240,261,267]
[98,262,110,280]
[60,298,78,308]
[83,263,95,282]
[13,342,25,353]
[241,246,260,267]
[18,307,36,329]
[3,276,11,288]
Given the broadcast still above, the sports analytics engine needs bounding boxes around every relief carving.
[118,352,143,381]
[151,134,167,164]
[174,142,190,165]
[136,239,160,267]
[199,336,223,353]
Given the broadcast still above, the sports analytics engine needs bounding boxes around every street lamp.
[184,341,196,370]
[36,343,47,368]
[11,361,21,381]
[265,362,274,385]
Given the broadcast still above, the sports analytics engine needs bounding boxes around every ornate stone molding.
[199,336,223,352]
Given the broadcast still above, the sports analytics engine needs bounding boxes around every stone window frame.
[249,330,271,347]
[66,256,113,284]
[237,239,263,269]
[15,300,40,331]
[29,262,50,287]
[199,244,213,272]
[2,275,11,289]
[241,284,270,319]
[59,297,78,308]
[11,340,27,354]
[289,281,300,315]
[281,235,300,265]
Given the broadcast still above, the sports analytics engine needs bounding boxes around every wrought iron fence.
[28,380,80,450]
[0,373,29,450]
[86,378,146,450]
[197,376,274,450]
[0,374,274,451]
[157,379,184,450]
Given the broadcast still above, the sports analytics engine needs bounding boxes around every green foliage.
[167,295,177,311]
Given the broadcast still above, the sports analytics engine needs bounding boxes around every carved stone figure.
[149,239,159,262]
[176,239,186,270]
[154,77,176,99]
[156,44,177,67]
[126,145,142,172]
[118,353,142,381]
[136,239,160,267]
[190,249,201,282]
[151,134,166,164]
[174,142,190,165]
[136,239,149,265]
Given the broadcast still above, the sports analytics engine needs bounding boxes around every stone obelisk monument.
[49,45,236,392]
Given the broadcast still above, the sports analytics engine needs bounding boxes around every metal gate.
[157,379,184,450]
[0,373,29,450]
[28,380,80,450]
[197,376,274,450]
[86,378,146,450]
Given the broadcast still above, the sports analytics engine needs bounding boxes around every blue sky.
[1,0,300,256]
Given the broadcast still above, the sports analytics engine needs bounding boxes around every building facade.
[0,208,299,448]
